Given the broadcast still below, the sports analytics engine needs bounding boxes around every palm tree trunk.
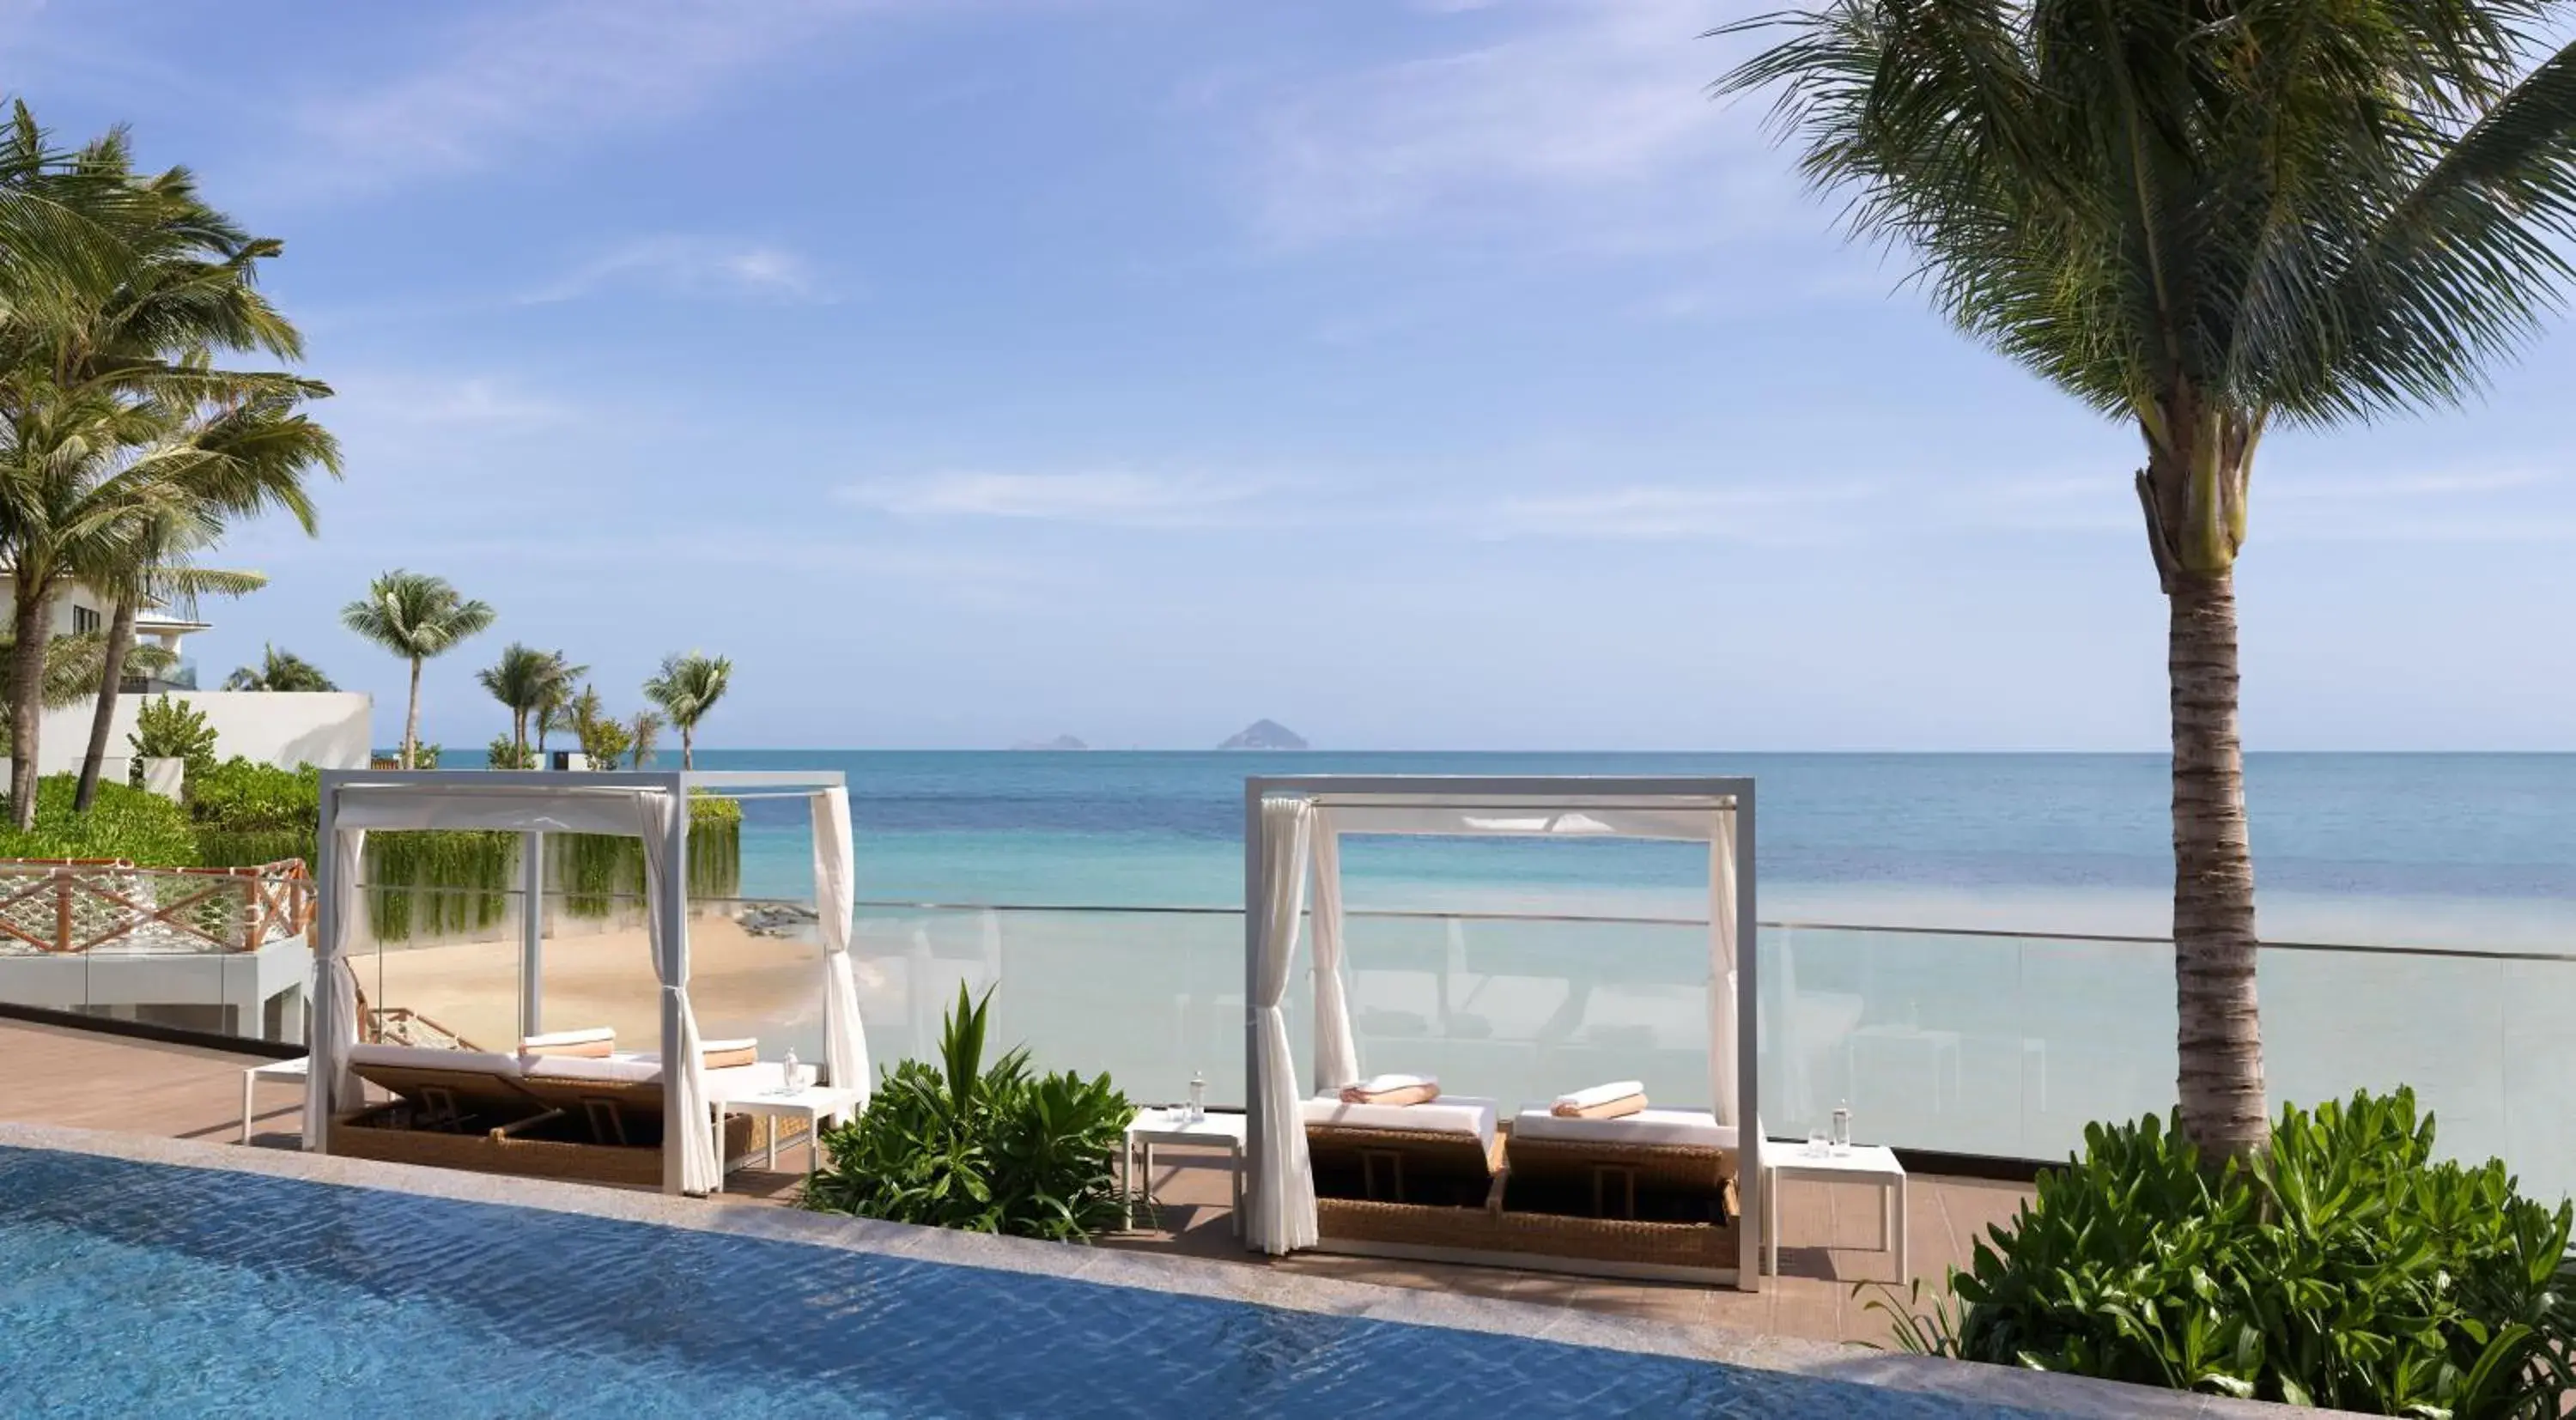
[402,656,422,771]
[73,597,138,812]
[2169,572,2266,1162]
[8,579,53,830]
[681,725,693,771]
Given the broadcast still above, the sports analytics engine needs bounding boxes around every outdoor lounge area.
[1242,776,1764,1288]
[301,768,866,1196]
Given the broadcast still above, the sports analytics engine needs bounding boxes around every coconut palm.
[71,508,266,811]
[627,709,664,768]
[0,103,336,828]
[223,644,335,692]
[642,651,732,770]
[476,643,581,762]
[1720,0,2576,1158]
[340,571,494,771]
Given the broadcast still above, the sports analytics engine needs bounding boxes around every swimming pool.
[0,1141,2069,1418]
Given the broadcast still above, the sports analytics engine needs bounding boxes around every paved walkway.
[0,1016,2030,1348]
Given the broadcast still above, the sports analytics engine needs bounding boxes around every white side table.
[1124,1107,1249,1236]
[240,1056,308,1144]
[706,1079,864,1188]
[1764,1143,1907,1281]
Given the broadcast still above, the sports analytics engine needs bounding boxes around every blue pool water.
[0,1148,2044,1419]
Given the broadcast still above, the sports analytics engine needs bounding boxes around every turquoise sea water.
[680,750,2576,950]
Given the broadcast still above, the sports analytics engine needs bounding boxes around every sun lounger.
[346,1043,540,1132]
[1303,1094,1502,1206]
[1504,1107,1739,1223]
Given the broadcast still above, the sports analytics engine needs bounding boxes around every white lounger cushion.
[348,1042,524,1077]
[1510,1107,1739,1152]
[522,1054,662,1085]
[519,1027,615,1056]
[1303,1095,1498,1151]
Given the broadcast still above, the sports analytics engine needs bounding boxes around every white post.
[519,830,544,1041]
[661,792,692,1194]
[1735,785,1762,1291]
[1242,779,1264,1251]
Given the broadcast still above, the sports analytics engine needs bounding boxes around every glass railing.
[17,865,2567,1202]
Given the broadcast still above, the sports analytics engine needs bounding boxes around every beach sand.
[364,915,839,1055]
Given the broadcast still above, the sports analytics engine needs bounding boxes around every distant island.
[1010,735,1089,751]
[1218,719,1308,750]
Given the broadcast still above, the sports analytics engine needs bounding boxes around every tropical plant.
[222,644,334,692]
[1868,1090,2576,1415]
[125,693,216,780]
[483,733,534,770]
[183,756,319,865]
[74,513,266,811]
[0,101,338,829]
[475,643,580,762]
[0,772,197,864]
[642,651,731,770]
[805,986,1131,1241]
[1719,0,2576,1160]
[627,709,663,768]
[339,570,493,770]
[412,742,440,771]
[0,628,173,737]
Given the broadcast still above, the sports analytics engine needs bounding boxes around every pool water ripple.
[0,1146,2057,1418]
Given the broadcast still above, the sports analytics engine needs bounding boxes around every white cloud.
[840,470,1269,526]
[522,236,826,304]
[1482,481,1872,542]
[280,0,902,194]
[1243,0,1782,252]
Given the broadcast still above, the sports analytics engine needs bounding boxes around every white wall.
[14,691,373,776]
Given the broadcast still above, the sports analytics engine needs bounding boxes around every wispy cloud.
[1481,481,1874,542]
[325,372,580,428]
[1242,0,1780,252]
[840,470,1271,527]
[278,0,904,196]
[522,236,827,305]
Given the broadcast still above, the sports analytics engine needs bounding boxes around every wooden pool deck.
[0,1016,2031,1348]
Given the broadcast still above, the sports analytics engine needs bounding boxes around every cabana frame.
[1242,774,1761,1288]
[301,768,861,1197]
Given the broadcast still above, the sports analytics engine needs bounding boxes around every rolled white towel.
[1339,1072,1439,1106]
[519,1027,615,1059]
[1552,1080,1648,1119]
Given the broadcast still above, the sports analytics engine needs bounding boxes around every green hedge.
[0,775,200,864]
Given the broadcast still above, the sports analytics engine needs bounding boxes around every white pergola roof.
[1239,774,1761,1285]
[301,769,863,1198]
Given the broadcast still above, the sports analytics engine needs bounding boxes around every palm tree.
[476,643,580,762]
[1720,0,2576,1159]
[642,651,732,770]
[71,509,265,811]
[223,644,334,692]
[627,709,664,768]
[0,102,337,828]
[340,571,494,770]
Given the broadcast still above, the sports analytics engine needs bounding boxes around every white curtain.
[1709,809,1740,1127]
[1249,797,1319,1254]
[639,790,720,1195]
[301,827,366,1150]
[811,787,869,1102]
[1308,812,1360,1094]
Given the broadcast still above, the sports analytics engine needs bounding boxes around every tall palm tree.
[340,571,494,771]
[222,644,334,692]
[71,508,265,811]
[476,642,580,762]
[643,651,732,770]
[1720,0,2576,1159]
[0,103,336,828]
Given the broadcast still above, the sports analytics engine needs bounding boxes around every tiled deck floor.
[0,1017,2030,1347]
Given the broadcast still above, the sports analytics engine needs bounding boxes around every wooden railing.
[0,858,315,956]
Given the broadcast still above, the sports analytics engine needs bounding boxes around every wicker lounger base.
[331,1107,768,1190]
[1315,1197,1743,1285]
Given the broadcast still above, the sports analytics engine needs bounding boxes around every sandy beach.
[363,915,841,1056]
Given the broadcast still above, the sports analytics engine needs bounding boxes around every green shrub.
[805,986,1131,1241]
[484,735,535,770]
[1874,1089,2576,1416]
[125,695,218,783]
[0,774,199,864]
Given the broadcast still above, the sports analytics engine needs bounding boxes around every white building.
[2,575,372,779]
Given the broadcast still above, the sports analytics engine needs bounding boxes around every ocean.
[695,749,2576,951]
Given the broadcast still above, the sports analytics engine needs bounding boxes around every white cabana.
[1241,775,1760,1285]
[300,769,866,1197]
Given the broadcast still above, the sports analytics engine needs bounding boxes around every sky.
[5,0,2573,753]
